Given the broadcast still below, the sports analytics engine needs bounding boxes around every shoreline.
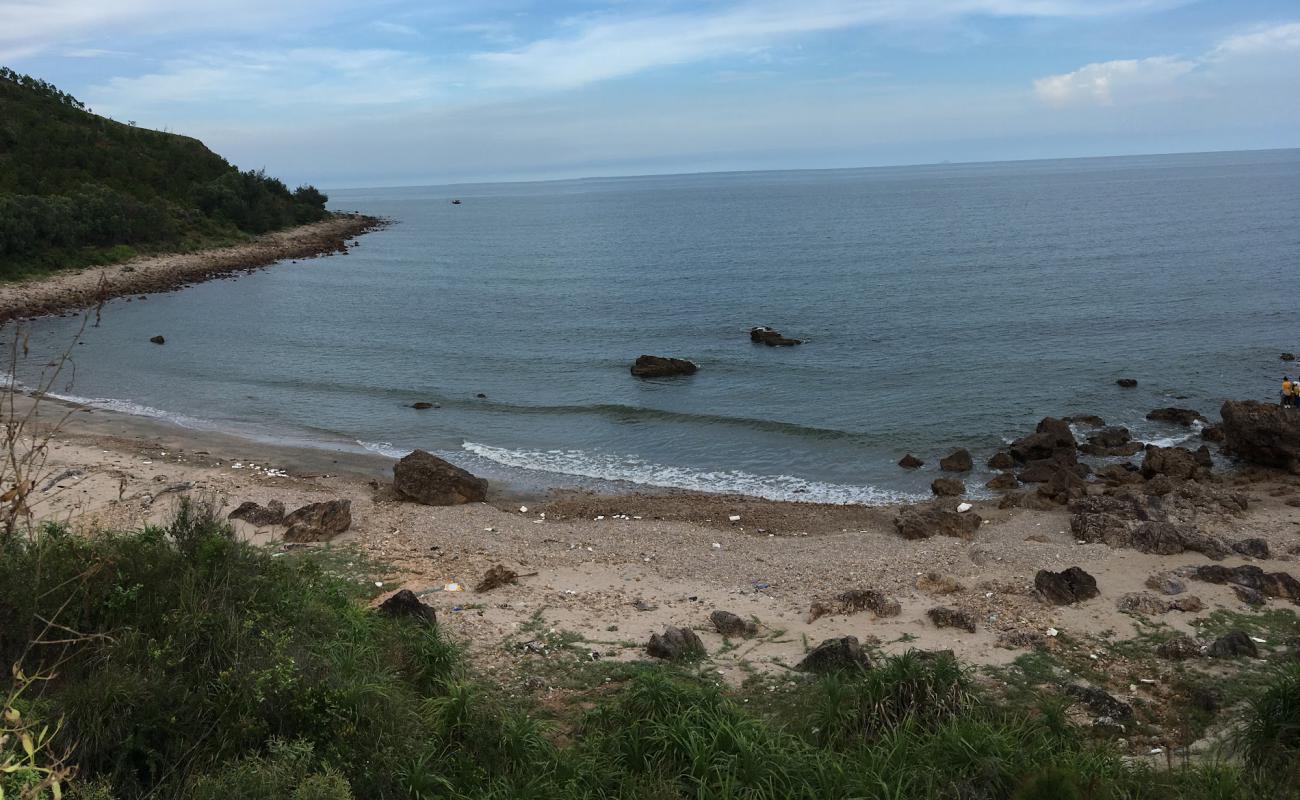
[0,212,385,325]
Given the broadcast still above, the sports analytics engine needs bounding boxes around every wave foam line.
[462,441,921,505]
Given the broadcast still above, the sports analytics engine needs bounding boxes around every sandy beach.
[0,213,383,325]
[13,390,1299,692]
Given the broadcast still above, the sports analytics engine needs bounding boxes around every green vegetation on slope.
[0,67,330,279]
[2,501,1297,799]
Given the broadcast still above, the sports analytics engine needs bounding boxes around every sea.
[8,149,1300,503]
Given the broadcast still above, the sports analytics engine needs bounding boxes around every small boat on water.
[450,199,462,205]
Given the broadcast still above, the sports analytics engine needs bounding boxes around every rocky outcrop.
[927,607,976,633]
[1147,407,1207,427]
[894,504,982,540]
[1141,446,1211,481]
[1009,417,1077,464]
[1080,427,1143,457]
[377,589,438,625]
[1219,400,1300,471]
[749,326,802,346]
[631,355,698,378]
[987,451,1014,470]
[1117,592,1201,615]
[228,499,285,526]
[1183,564,1300,602]
[898,454,924,469]
[939,448,973,472]
[1232,538,1270,559]
[710,610,758,638]
[1035,567,1098,605]
[282,499,351,542]
[796,636,872,673]
[986,472,1019,490]
[931,478,965,497]
[393,450,488,505]
[647,626,705,660]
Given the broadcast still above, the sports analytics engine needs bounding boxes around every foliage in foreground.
[1,502,1297,799]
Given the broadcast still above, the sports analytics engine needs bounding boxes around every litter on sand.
[956,502,973,513]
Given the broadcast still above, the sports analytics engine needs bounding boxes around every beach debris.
[894,503,982,540]
[939,448,973,472]
[1207,630,1259,659]
[377,589,437,626]
[632,598,657,612]
[808,589,901,622]
[630,354,698,378]
[40,468,84,492]
[282,499,351,542]
[728,514,741,522]
[931,478,965,497]
[1034,567,1099,606]
[228,499,285,526]
[392,449,488,505]
[149,335,165,345]
[443,582,464,592]
[710,610,759,638]
[927,606,976,633]
[956,502,973,513]
[711,542,721,550]
[646,626,705,660]
[898,454,924,469]
[749,326,802,346]
[1064,685,1132,720]
[141,482,193,506]
[796,636,872,674]
[996,629,1049,651]
[474,564,520,593]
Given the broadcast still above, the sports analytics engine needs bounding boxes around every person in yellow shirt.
[1284,376,1296,407]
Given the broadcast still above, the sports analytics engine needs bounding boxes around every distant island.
[0,67,364,282]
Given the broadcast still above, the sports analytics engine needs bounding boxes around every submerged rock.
[939,448,973,472]
[630,355,698,378]
[1010,418,1077,464]
[1141,446,1211,481]
[149,335,165,345]
[1219,400,1300,472]
[393,449,488,505]
[987,451,1014,470]
[749,326,802,346]
[1147,407,1208,427]
[1116,378,1138,388]
[898,454,924,469]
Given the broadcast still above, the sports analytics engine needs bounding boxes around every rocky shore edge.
[0,212,385,325]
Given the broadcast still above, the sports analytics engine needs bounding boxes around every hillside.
[0,67,330,279]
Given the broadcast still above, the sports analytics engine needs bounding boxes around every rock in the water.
[931,477,965,497]
[393,449,489,505]
[1035,567,1099,605]
[796,636,872,673]
[939,448,973,472]
[1200,425,1225,443]
[411,402,435,410]
[1116,378,1138,388]
[927,606,976,632]
[1155,636,1201,660]
[710,610,758,638]
[228,499,285,526]
[749,326,802,346]
[1147,407,1208,427]
[647,626,705,660]
[1232,537,1270,559]
[1219,399,1300,471]
[630,355,698,378]
[149,335,165,345]
[1206,630,1259,659]
[1065,415,1106,428]
[1145,572,1186,595]
[282,499,351,540]
[987,451,1015,470]
[898,454,924,469]
[1064,685,1132,720]
[1010,418,1077,463]
[894,504,982,540]
[985,472,1019,491]
[1282,353,1296,362]
[377,589,437,625]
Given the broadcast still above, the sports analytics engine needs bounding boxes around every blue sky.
[4,1,1298,187]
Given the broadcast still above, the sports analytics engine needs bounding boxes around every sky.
[3,0,1298,188]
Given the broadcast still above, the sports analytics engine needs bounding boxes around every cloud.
[369,20,420,37]
[1034,20,1300,107]
[1033,56,1195,106]
[473,0,1178,90]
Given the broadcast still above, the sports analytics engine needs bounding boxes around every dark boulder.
[710,610,758,638]
[749,326,802,346]
[631,355,698,378]
[393,450,488,505]
[378,589,437,625]
[1094,463,1144,485]
[228,499,285,526]
[987,451,1014,470]
[1064,685,1132,720]
[1219,400,1300,471]
[927,607,976,633]
[1089,426,1132,448]
[796,636,872,673]
[1141,446,1210,481]
[1129,521,1190,555]
[149,335,165,345]
[282,499,351,541]
[647,626,705,660]
[1035,567,1099,605]
[1147,407,1207,427]
[411,402,435,410]
[898,454,924,469]
[1116,378,1138,388]
[939,448,973,472]
[894,504,982,540]
[1009,418,1076,463]
[1206,630,1259,659]
[1200,425,1225,443]
[986,472,1019,491]
[1155,636,1201,660]
[1282,353,1296,362]
[931,478,965,497]
[1232,537,1270,559]
[1065,415,1106,428]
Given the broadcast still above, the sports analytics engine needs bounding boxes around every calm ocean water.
[10,150,1300,502]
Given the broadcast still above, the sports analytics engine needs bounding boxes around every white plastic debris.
[1046,627,1059,637]
[1149,747,1164,755]
[711,542,722,550]
[595,515,605,520]
[956,502,972,513]
[375,581,384,588]
[519,506,528,513]
[728,515,741,522]
[1250,636,1266,643]
[444,582,463,592]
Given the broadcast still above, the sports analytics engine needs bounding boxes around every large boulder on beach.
[647,626,705,660]
[894,504,982,540]
[796,636,872,673]
[282,500,351,542]
[1219,400,1300,472]
[931,477,965,497]
[228,499,285,526]
[1035,567,1098,605]
[1141,446,1210,481]
[393,450,488,505]
[630,355,698,378]
[377,589,438,626]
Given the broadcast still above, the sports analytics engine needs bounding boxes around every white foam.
[356,440,411,459]
[462,441,922,505]
[36,388,207,430]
